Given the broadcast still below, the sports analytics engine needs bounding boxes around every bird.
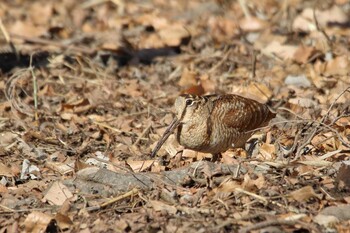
[174,94,276,155]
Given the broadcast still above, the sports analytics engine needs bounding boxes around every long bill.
[150,117,180,157]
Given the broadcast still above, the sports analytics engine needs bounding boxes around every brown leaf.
[231,82,272,103]
[293,46,319,64]
[289,186,321,202]
[55,213,73,230]
[258,143,276,160]
[126,160,155,172]
[208,16,239,41]
[43,181,74,206]
[60,99,91,113]
[336,161,350,190]
[181,84,205,96]
[293,6,348,32]
[324,55,350,76]
[158,24,189,46]
[239,17,268,32]
[262,41,297,61]
[23,211,53,233]
[0,163,13,177]
[149,200,177,215]
[178,68,198,87]
[9,20,47,37]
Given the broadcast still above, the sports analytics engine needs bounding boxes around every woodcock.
[150,94,275,157]
[174,94,275,154]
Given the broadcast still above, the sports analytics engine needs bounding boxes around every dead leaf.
[158,24,189,46]
[208,16,239,41]
[9,20,47,37]
[258,143,276,160]
[242,173,265,191]
[231,82,272,103]
[0,163,13,177]
[178,68,198,87]
[181,84,205,96]
[43,181,74,206]
[293,46,319,64]
[293,6,348,32]
[262,41,297,60]
[126,160,155,172]
[289,186,321,202]
[55,213,73,230]
[239,17,268,32]
[0,131,18,147]
[60,98,91,113]
[45,161,75,175]
[336,161,350,190]
[324,55,350,76]
[23,211,54,233]
[213,179,242,195]
[149,200,177,215]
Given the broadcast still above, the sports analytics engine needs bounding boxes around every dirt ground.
[0,0,350,232]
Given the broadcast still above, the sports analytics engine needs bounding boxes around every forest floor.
[0,0,350,232]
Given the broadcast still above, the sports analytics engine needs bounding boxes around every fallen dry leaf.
[149,200,177,215]
[289,186,322,202]
[23,211,53,233]
[43,181,74,206]
[262,41,297,60]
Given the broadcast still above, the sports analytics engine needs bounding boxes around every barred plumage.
[174,94,275,154]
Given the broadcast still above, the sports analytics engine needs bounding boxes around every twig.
[29,54,38,121]
[100,188,139,208]
[250,50,257,79]
[208,48,231,74]
[239,219,297,233]
[5,69,35,118]
[0,206,53,214]
[235,187,268,205]
[292,87,350,160]
[92,120,148,141]
[283,129,302,158]
[318,122,350,148]
[10,33,95,54]
[87,188,139,212]
[320,87,350,124]
[238,0,251,19]
[133,123,152,146]
[233,163,241,178]
[293,126,318,161]
[313,1,332,47]
[0,204,14,212]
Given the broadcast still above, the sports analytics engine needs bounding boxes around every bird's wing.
[215,95,275,132]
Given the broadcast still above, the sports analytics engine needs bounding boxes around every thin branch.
[29,54,38,121]
[239,219,303,233]
[313,1,332,47]
[238,0,251,19]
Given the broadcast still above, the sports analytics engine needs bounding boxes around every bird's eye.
[185,99,194,106]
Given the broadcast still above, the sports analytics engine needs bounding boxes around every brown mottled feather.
[174,94,275,154]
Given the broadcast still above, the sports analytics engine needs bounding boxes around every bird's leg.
[246,138,259,158]
[211,153,221,162]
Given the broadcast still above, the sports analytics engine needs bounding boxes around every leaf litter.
[0,0,350,232]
